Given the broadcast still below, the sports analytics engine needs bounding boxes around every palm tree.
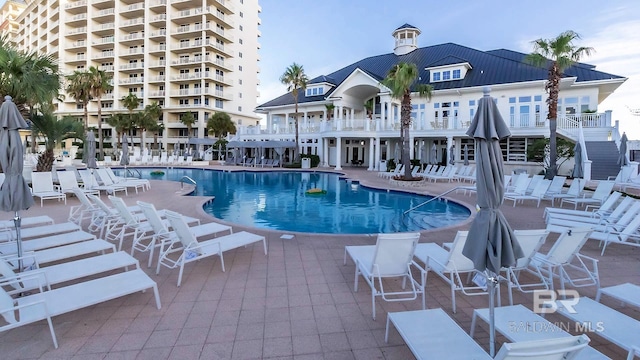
[280,63,308,161]
[65,70,92,131]
[325,103,335,120]
[30,112,83,171]
[180,111,196,138]
[106,113,133,148]
[147,121,165,152]
[137,102,162,150]
[381,62,433,180]
[87,66,113,160]
[207,111,236,138]
[525,30,593,179]
[0,37,61,118]
[121,92,141,147]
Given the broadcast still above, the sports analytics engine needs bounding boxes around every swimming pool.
[127,168,471,234]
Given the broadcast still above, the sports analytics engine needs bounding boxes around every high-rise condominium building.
[5,0,261,152]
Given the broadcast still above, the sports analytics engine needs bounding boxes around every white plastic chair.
[344,232,425,320]
[413,231,488,313]
[30,172,67,207]
[529,227,599,291]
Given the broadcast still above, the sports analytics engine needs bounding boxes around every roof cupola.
[393,23,420,55]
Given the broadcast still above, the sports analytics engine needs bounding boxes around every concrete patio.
[1,165,639,359]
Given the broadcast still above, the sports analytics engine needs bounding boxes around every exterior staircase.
[584,141,621,180]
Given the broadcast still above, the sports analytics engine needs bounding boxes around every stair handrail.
[125,167,141,178]
[180,175,196,189]
[403,186,465,216]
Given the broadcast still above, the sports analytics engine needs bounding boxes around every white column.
[409,136,415,159]
[374,137,381,171]
[303,111,308,133]
[335,137,342,170]
[368,137,375,171]
[447,136,454,164]
[322,138,329,167]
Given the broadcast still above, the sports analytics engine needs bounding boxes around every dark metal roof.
[394,23,419,32]
[258,42,624,109]
[426,55,470,68]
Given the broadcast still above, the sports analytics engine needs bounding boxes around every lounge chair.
[529,228,599,291]
[555,297,640,360]
[543,175,567,198]
[104,167,150,190]
[56,170,101,197]
[0,251,139,294]
[86,194,142,239]
[1,221,80,242]
[30,172,67,207]
[0,267,160,348]
[550,179,586,205]
[135,201,232,267]
[0,229,95,255]
[596,283,640,310]
[158,210,267,286]
[96,168,145,194]
[588,212,640,255]
[502,229,550,305]
[343,232,425,320]
[412,231,488,313]
[504,179,551,207]
[503,175,531,198]
[78,170,127,196]
[543,191,624,222]
[160,152,168,165]
[0,216,53,230]
[546,201,640,238]
[185,156,193,165]
[470,305,606,359]
[103,155,113,166]
[560,181,615,210]
[385,308,591,360]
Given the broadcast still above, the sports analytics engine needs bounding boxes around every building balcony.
[101,65,115,72]
[93,50,114,59]
[202,56,232,71]
[149,0,167,9]
[148,90,165,97]
[66,39,87,50]
[169,0,192,10]
[205,25,234,43]
[92,8,114,21]
[119,62,145,71]
[170,25,201,39]
[149,13,166,25]
[148,75,166,83]
[204,7,233,28]
[90,0,114,10]
[67,13,87,26]
[119,33,145,45]
[171,7,205,22]
[148,60,166,68]
[148,29,167,39]
[66,26,87,39]
[91,22,114,36]
[209,0,234,14]
[119,78,144,85]
[203,40,233,57]
[120,2,144,18]
[120,17,144,31]
[92,36,115,49]
[64,0,87,13]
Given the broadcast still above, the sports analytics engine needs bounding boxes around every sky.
[257,0,640,138]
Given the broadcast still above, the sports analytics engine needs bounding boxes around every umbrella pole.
[14,211,23,272]
[488,272,498,357]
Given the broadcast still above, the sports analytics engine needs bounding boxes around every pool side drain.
[280,234,294,240]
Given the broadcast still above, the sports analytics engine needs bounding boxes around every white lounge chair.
[547,201,640,238]
[78,169,127,196]
[502,229,550,305]
[504,179,551,207]
[529,228,599,291]
[543,191,624,222]
[1,221,80,242]
[0,251,139,294]
[96,168,145,194]
[0,267,160,348]
[555,297,640,360]
[413,231,488,313]
[470,305,605,359]
[56,170,100,197]
[86,194,142,239]
[596,283,640,310]
[588,212,640,255]
[105,167,150,190]
[135,201,232,267]
[30,172,66,207]
[0,216,53,230]
[158,210,267,286]
[343,232,425,320]
[385,308,591,360]
[0,230,94,255]
[550,179,586,205]
[560,181,615,210]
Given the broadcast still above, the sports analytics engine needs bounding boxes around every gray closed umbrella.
[430,143,437,165]
[120,134,130,166]
[463,144,470,166]
[572,142,583,178]
[463,88,523,356]
[449,145,455,165]
[617,132,629,167]
[0,96,35,271]
[86,131,97,169]
[420,143,428,166]
[393,142,401,162]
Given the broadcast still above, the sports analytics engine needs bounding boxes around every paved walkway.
[1,165,638,359]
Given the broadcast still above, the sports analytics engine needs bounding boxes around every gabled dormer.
[305,75,335,98]
[425,55,472,82]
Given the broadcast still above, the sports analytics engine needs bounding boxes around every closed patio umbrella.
[617,132,629,167]
[463,88,523,356]
[420,143,428,166]
[463,144,470,166]
[120,134,130,166]
[86,131,97,169]
[0,96,35,271]
[429,143,437,165]
[393,142,401,163]
[572,141,583,178]
[449,145,455,165]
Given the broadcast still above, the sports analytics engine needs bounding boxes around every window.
[432,72,440,81]
[306,89,311,96]
[238,106,242,111]
[239,92,242,98]
[452,69,461,79]
[179,99,189,105]
[509,97,516,104]
[239,11,243,17]
[318,87,323,95]
[534,95,542,102]
[215,99,223,108]
[239,25,243,31]
[193,98,200,105]
[519,96,531,103]
[442,71,451,80]
[239,39,243,44]
[238,52,242,58]
[469,100,475,106]
[239,65,243,71]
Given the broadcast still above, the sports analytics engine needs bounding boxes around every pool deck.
[1,165,639,359]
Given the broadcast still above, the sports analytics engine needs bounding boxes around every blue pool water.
[126,168,470,234]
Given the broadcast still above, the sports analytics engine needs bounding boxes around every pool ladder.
[180,176,197,190]
[403,186,466,217]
